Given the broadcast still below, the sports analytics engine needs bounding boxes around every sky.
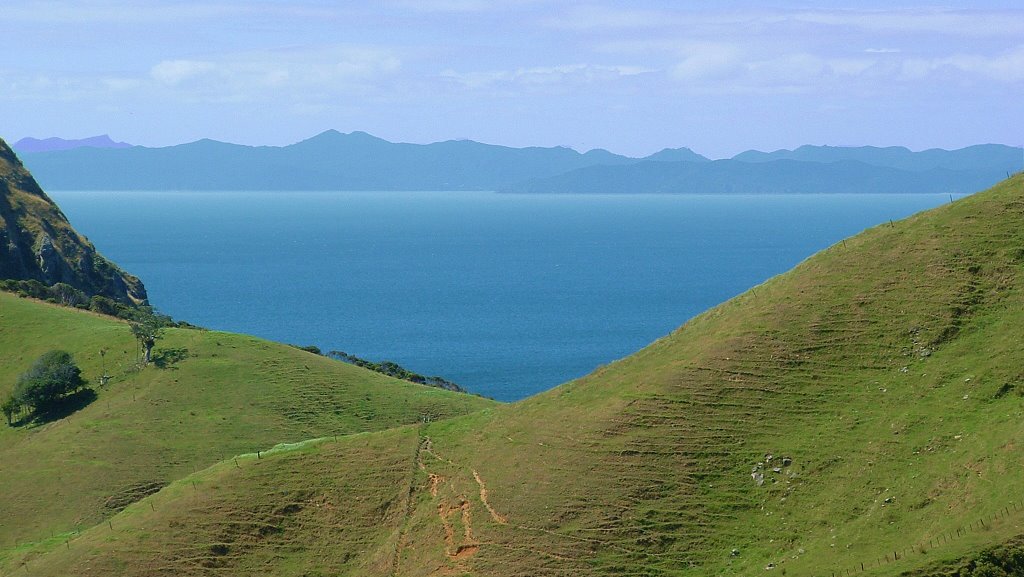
[1,1,1022,158]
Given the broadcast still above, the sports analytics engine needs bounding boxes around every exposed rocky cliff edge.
[0,136,146,304]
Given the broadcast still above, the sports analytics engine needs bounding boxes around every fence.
[822,498,1024,577]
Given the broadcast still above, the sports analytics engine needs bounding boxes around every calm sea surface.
[49,191,961,401]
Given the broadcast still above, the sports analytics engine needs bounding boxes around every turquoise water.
[50,191,960,401]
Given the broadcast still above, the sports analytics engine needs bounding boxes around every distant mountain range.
[13,134,132,153]
[13,131,1023,193]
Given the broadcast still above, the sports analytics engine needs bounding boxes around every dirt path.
[428,473,443,497]
[472,470,508,524]
[391,432,429,577]
[438,498,479,570]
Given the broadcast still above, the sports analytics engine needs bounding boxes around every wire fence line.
[821,498,1023,577]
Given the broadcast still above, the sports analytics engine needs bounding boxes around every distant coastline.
[15,130,1022,195]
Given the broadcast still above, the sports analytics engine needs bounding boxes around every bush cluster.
[0,279,136,318]
[0,279,195,329]
[327,350,466,393]
[2,350,86,426]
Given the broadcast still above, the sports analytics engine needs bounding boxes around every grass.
[6,174,1024,576]
[0,295,495,573]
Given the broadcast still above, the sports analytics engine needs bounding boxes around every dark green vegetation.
[0,138,146,303]
[18,130,1021,193]
[908,536,1024,577]
[6,169,1024,576]
[288,346,467,392]
[3,350,87,425]
[327,350,466,393]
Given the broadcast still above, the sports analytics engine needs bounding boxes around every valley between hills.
[2,134,1024,576]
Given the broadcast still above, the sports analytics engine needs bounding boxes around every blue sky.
[2,1,1022,157]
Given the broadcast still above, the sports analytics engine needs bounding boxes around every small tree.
[50,283,87,307]
[130,317,164,365]
[1,396,20,426]
[12,350,86,415]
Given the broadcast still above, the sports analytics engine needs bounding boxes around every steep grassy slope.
[415,173,1024,577]
[18,174,1024,577]
[0,294,495,573]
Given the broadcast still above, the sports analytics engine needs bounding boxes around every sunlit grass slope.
[0,296,495,572]
[19,174,1024,577]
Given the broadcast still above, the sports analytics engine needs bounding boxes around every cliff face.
[0,137,146,304]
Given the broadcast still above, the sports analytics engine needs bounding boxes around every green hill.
[0,293,496,574]
[14,173,1024,577]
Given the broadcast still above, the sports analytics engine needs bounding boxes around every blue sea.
[49,191,961,401]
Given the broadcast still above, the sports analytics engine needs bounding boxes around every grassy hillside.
[0,294,495,573]
[14,174,1024,577]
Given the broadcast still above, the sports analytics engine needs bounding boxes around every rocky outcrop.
[0,136,146,304]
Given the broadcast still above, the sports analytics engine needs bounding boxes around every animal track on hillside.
[472,470,508,524]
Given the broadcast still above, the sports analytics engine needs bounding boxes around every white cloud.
[441,63,651,91]
[945,46,1024,82]
[144,46,402,102]
[790,9,1024,37]
[670,43,743,82]
[101,77,143,91]
[543,5,677,30]
[150,60,217,86]
[902,46,1024,82]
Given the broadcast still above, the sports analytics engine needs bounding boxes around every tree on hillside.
[10,350,86,417]
[50,282,87,307]
[1,396,20,426]
[130,316,164,365]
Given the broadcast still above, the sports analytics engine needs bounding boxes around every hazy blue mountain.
[643,147,710,163]
[504,159,1007,194]
[13,135,132,153]
[18,132,1018,193]
[732,144,1023,173]
[19,130,635,191]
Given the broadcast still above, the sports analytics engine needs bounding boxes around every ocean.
[50,190,961,401]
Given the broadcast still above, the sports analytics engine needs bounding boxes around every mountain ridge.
[733,143,1023,172]
[16,130,1020,193]
[503,157,1010,194]
[13,134,132,153]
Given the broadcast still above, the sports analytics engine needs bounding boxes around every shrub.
[11,350,86,415]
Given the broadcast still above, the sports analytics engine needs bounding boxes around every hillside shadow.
[153,347,190,370]
[13,388,98,427]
